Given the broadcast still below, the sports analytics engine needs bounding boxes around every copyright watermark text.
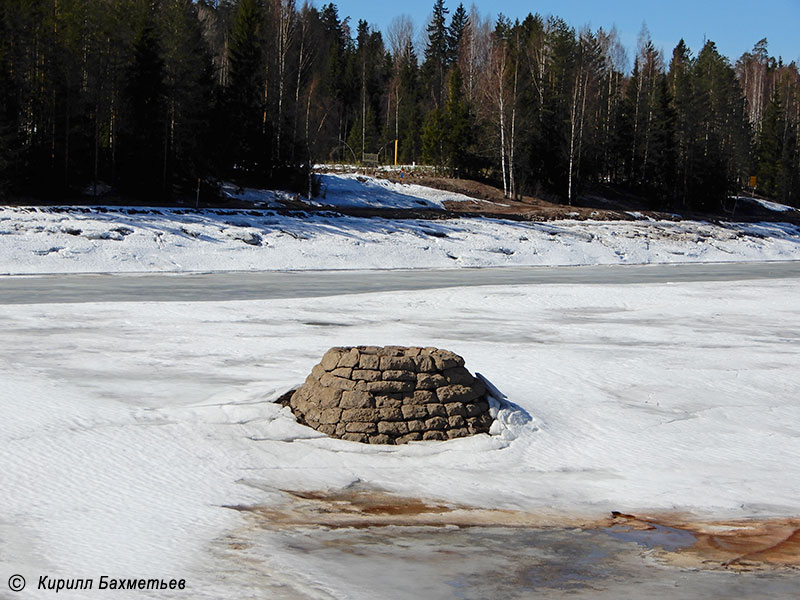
[8,574,187,593]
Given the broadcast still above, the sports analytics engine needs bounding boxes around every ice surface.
[1,278,799,596]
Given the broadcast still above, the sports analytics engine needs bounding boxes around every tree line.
[0,0,798,210]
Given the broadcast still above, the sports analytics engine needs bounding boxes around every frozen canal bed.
[2,262,799,598]
[2,260,799,304]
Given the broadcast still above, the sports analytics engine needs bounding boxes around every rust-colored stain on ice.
[227,488,800,571]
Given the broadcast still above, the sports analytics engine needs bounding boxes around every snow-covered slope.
[1,204,799,274]
[313,173,475,209]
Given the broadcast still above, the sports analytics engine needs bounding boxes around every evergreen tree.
[224,0,266,177]
[448,3,468,64]
[443,67,471,174]
[119,6,167,195]
[161,0,216,193]
[756,89,785,197]
[423,0,450,106]
[668,39,695,208]
[0,17,18,197]
[421,107,446,167]
[397,42,422,163]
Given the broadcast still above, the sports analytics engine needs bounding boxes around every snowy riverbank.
[2,203,799,274]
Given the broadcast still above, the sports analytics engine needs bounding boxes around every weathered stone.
[331,367,352,378]
[475,412,494,428]
[383,345,407,356]
[311,364,327,380]
[319,408,342,424]
[313,385,343,408]
[352,369,381,382]
[379,355,417,371]
[448,415,466,428]
[374,395,403,408]
[401,405,428,420]
[464,400,489,417]
[416,373,447,390]
[287,345,494,445]
[412,390,437,404]
[436,384,479,403]
[414,355,437,372]
[358,354,380,369]
[446,427,470,439]
[407,419,425,432]
[337,349,360,368]
[426,403,447,417]
[367,380,415,394]
[303,407,321,423]
[442,366,474,386]
[425,416,447,430]
[466,417,489,435]
[319,373,357,391]
[378,421,408,436]
[341,408,379,422]
[378,407,403,421]
[290,396,310,415]
[444,403,467,417]
[382,369,416,382]
[320,349,342,371]
[432,350,464,370]
[340,390,373,409]
[345,421,378,434]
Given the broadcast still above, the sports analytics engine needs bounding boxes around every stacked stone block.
[288,346,493,444]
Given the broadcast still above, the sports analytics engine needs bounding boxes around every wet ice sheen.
[261,525,800,599]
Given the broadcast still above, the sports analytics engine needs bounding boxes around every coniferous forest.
[1,0,799,211]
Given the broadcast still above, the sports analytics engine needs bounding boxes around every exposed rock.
[287,346,494,445]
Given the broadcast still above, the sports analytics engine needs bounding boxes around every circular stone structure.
[287,346,494,444]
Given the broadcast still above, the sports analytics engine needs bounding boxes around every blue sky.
[330,0,800,69]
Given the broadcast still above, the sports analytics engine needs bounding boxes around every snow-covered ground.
[1,203,799,274]
[731,195,799,213]
[2,278,799,597]
[313,173,476,209]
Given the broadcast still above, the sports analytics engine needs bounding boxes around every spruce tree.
[120,6,166,195]
[444,67,471,174]
[421,107,446,167]
[756,89,784,197]
[224,0,266,177]
[423,0,450,107]
[448,3,468,64]
[668,40,695,208]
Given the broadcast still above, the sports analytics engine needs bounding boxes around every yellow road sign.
[749,175,757,188]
